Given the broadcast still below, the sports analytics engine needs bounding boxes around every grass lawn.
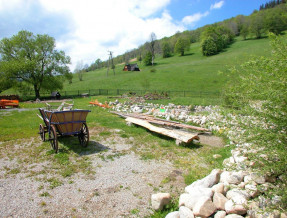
[62,36,272,94]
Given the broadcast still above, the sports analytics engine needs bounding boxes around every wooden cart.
[38,108,91,153]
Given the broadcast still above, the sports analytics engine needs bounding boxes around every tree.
[201,36,218,56]
[224,34,287,206]
[74,60,84,81]
[150,32,156,66]
[174,37,190,56]
[143,51,152,66]
[263,5,287,35]
[161,41,172,58]
[250,12,265,38]
[0,30,71,98]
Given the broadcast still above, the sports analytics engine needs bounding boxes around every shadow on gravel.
[58,137,110,155]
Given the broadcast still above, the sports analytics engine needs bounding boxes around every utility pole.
[106,51,115,77]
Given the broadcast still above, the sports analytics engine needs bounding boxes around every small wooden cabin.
[123,64,140,71]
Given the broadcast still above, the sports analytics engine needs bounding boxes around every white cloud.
[210,1,224,10]
[36,0,183,70]
[182,11,209,26]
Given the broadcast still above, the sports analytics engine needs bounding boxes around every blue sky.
[0,0,271,70]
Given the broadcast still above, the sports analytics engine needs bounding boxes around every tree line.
[86,2,287,70]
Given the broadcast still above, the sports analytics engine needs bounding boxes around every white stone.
[214,211,226,218]
[213,192,228,210]
[245,184,259,198]
[220,171,244,185]
[226,189,250,200]
[250,172,265,184]
[165,211,180,218]
[193,196,216,217]
[151,193,171,211]
[179,206,194,218]
[186,169,221,188]
[179,193,197,210]
[225,214,244,218]
[184,187,214,199]
[225,199,247,215]
[211,183,225,194]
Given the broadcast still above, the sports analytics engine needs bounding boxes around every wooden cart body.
[38,108,91,153]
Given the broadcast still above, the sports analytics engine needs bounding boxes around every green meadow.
[63,36,272,94]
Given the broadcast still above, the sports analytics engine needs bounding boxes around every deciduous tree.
[0,30,71,98]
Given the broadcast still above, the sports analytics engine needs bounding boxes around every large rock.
[193,196,216,217]
[220,171,245,185]
[179,193,197,209]
[186,169,221,188]
[211,183,225,194]
[213,192,228,210]
[151,193,171,211]
[226,188,251,200]
[250,172,265,184]
[245,184,259,198]
[184,186,214,199]
[165,211,180,218]
[225,198,247,215]
[179,206,194,218]
[214,211,226,218]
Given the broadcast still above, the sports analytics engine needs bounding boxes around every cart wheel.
[49,125,58,153]
[78,123,89,147]
[39,124,45,141]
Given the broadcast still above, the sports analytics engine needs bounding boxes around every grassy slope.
[63,37,272,93]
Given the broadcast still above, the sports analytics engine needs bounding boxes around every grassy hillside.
[63,36,272,94]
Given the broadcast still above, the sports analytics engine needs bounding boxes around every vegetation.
[174,37,190,56]
[224,34,287,209]
[201,25,234,56]
[0,30,72,98]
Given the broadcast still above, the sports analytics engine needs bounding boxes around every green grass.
[60,36,272,94]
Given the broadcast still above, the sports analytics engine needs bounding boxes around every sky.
[0,0,271,70]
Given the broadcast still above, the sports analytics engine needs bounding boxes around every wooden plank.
[112,112,209,132]
[126,117,199,144]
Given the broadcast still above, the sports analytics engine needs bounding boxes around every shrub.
[224,33,287,209]
[143,51,152,66]
[201,37,218,56]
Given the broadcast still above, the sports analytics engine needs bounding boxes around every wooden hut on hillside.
[123,64,140,71]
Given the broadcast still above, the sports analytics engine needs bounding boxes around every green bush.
[224,33,287,209]
[201,36,218,56]
[143,51,152,66]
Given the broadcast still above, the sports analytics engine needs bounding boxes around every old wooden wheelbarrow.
[38,108,91,153]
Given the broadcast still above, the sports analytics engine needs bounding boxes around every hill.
[63,36,272,94]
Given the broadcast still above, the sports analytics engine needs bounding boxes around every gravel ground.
[0,135,185,217]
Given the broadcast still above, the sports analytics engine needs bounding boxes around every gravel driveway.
[0,133,185,217]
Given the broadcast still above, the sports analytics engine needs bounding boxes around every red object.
[0,99,19,109]
[89,99,111,108]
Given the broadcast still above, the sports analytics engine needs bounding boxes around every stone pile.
[148,105,286,217]
[111,101,194,122]
[153,168,285,218]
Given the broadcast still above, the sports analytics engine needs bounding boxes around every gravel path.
[0,136,185,217]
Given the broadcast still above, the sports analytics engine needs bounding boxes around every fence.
[21,88,222,103]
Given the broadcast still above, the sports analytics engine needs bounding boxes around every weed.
[40,201,47,207]
[40,192,51,197]
[151,198,179,218]
[47,178,63,189]
[130,208,140,215]
[140,153,155,160]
